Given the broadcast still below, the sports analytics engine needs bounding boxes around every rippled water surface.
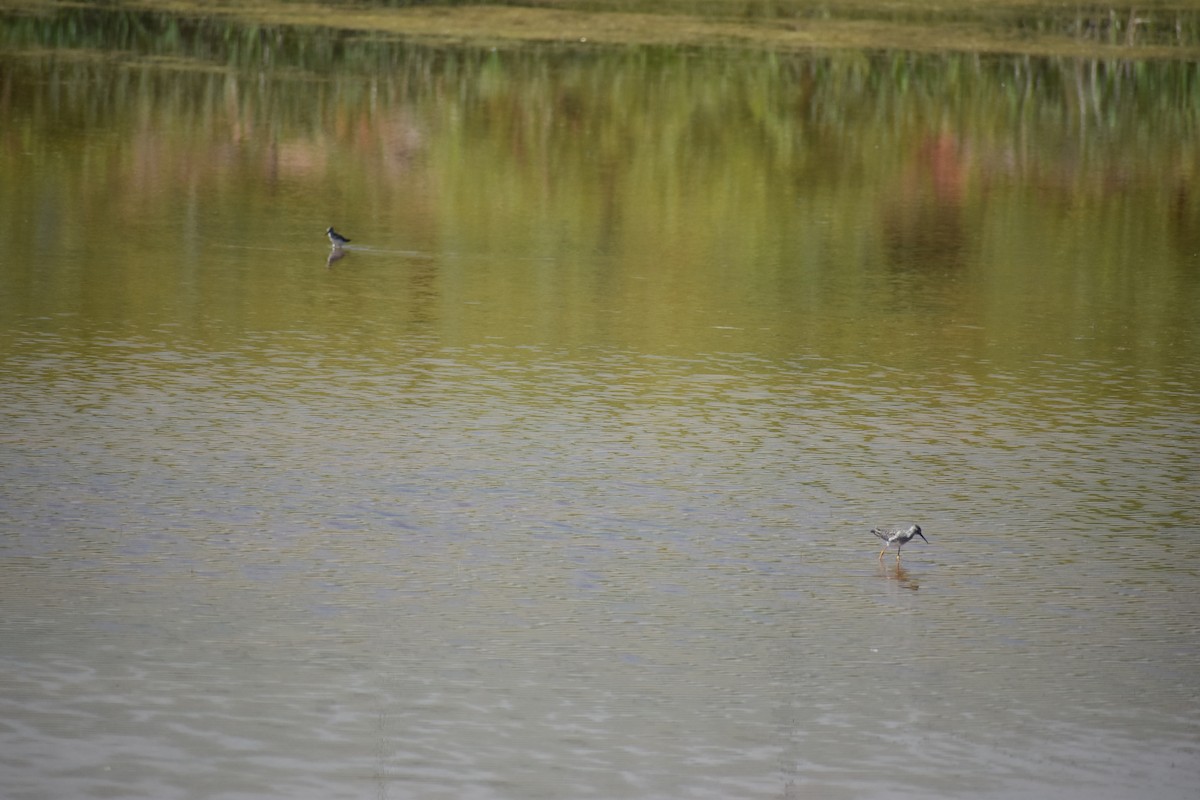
[4,336,1196,799]
[2,5,1199,799]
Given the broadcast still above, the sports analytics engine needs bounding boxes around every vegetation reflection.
[1,2,1196,371]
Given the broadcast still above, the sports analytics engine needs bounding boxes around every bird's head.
[913,525,928,543]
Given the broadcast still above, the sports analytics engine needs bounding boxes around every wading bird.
[326,227,351,248]
[871,523,927,562]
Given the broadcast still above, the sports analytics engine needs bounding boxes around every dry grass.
[6,0,1199,58]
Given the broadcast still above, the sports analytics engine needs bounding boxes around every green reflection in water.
[0,5,1197,383]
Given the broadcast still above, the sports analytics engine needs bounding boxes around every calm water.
[2,5,1199,799]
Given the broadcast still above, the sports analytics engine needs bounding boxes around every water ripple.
[2,335,1198,798]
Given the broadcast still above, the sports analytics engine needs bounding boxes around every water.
[2,5,1199,799]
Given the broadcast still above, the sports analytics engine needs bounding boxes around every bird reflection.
[878,562,920,591]
[326,247,347,268]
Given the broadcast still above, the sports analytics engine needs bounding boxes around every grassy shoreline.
[3,0,1199,59]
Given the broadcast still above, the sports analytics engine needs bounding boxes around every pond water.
[1,4,1199,799]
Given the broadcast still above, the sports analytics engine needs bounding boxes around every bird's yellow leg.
[878,547,886,560]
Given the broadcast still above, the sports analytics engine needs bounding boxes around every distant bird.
[326,227,351,248]
[871,523,928,562]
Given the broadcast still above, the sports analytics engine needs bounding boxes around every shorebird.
[326,227,351,248]
[871,523,927,562]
